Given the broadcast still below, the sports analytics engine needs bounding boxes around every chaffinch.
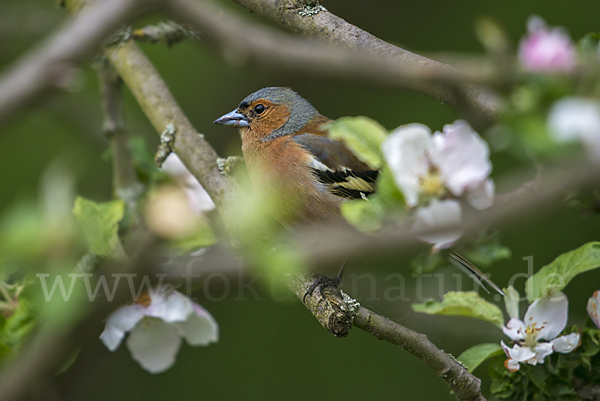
[214,87,504,298]
[214,87,378,228]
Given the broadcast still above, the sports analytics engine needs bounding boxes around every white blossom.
[100,286,218,374]
[548,97,600,160]
[411,199,463,250]
[501,289,579,371]
[587,290,600,329]
[382,120,494,210]
[161,153,215,213]
[382,120,494,249]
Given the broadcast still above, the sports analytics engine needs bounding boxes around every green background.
[1,0,599,399]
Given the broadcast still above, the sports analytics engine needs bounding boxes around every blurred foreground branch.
[0,0,159,127]
[229,0,500,119]
[165,0,500,122]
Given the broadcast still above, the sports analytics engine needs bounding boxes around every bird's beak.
[213,109,250,127]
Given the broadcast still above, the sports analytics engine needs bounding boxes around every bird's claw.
[303,274,343,303]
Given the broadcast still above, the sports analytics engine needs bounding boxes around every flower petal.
[551,333,580,353]
[411,199,463,250]
[532,342,554,364]
[99,304,145,351]
[126,318,182,374]
[428,120,492,197]
[504,358,520,372]
[548,98,600,160]
[176,303,219,346]
[588,290,600,329]
[524,289,568,341]
[382,124,432,207]
[146,290,194,323]
[465,179,495,210]
[503,318,526,341]
[518,16,576,73]
[161,154,215,213]
[501,341,536,362]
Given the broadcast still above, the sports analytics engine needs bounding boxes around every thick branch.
[295,160,600,266]
[229,0,499,120]
[102,39,239,213]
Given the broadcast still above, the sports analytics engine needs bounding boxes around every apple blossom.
[548,97,600,160]
[518,16,576,73]
[161,153,215,214]
[411,199,464,251]
[501,290,579,372]
[587,290,600,329]
[382,120,494,210]
[382,120,494,249]
[100,286,218,373]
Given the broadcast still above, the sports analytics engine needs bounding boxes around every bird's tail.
[448,251,505,296]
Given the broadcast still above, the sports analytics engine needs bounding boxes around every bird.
[213,87,378,228]
[214,87,504,298]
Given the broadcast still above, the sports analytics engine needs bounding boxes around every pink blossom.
[518,16,576,73]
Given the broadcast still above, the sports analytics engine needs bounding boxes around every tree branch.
[228,0,500,120]
[287,273,486,401]
[163,0,500,122]
[94,56,143,211]
[0,0,159,128]
[102,39,240,214]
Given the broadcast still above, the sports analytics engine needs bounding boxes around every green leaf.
[170,223,216,252]
[326,116,387,169]
[73,197,125,259]
[462,232,511,267]
[412,291,504,328]
[458,343,503,372]
[525,242,600,303]
[410,251,446,274]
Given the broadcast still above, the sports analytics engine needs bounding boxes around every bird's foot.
[303,260,347,303]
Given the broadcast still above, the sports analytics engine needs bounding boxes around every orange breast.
[240,133,341,226]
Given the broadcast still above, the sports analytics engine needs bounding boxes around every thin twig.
[94,56,143,211]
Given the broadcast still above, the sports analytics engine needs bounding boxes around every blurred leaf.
[576,32,600,55]
[525,242,600,303]
[169,223,216,253]
[326,116,387,169]
[410,251,445,274]
[129,137,167,184]
[340,199,383,232]
[340,167,404,232]
[0,278,38,353]
[503,285,520,320]
[73,197,125,259]
[462,232,511,267]
[457,343,503,372]
[412,291,504,328]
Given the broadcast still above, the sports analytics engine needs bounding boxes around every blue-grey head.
[213,87,320,142]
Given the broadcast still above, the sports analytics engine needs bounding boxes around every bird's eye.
[254,104,266,114]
